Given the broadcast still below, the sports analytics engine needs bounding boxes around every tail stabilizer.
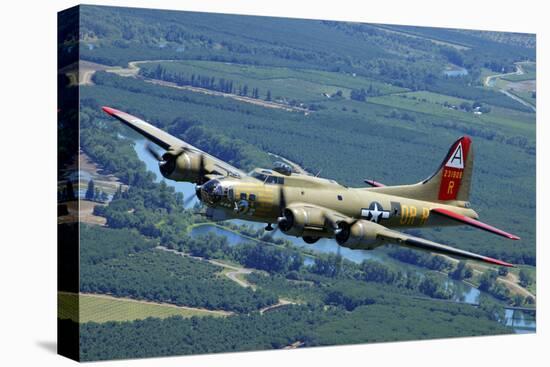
[367,136,474,205]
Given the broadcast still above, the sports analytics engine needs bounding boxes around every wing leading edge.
[102,106,247,180]
[102,106,183,150]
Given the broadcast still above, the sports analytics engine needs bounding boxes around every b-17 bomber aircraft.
[102,106,519,267]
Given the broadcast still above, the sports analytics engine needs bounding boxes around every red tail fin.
[437,136,472,201]
[366,136,474,204]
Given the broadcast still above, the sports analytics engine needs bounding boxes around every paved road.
[484,62,536,112]
[484,63,524,87]
[500,89,536,112]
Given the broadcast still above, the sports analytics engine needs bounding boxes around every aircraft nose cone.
[201,179,222,205]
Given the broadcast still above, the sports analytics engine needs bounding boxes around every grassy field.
[368,91,535,135]
[501,62,536,82]
[516,266,536,296]
[58,292,229,323]
[139,60,407,103]
[509,90,536,107]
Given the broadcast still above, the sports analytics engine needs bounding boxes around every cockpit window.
[250,172,265,181]
[250,172,284,185]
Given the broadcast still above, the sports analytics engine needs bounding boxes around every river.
[131,138,534,332]
[443,66,468,77]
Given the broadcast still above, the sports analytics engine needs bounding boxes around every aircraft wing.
[374,224,514,267]
[102,106,247,180]
[431,208,520,240]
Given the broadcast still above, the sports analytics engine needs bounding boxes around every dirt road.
[209,259,254,288]
[104,59,310,113]
[439,254,535,300]
[259,299,296,314]
[146,78,309,113]
[484,63,524,87]
[156,246,254,288]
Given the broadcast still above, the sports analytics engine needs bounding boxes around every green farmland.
[501,62,536,82]
[139,60,407,103]
[369,91,535,135]
[58,292,229,323]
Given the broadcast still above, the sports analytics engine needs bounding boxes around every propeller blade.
[198,153,206,183]
[145,143,164,162]
[263,225,280,241]
[271,226,280,237]
[183,192,197,207]
[278,186,287,214]
[336,241,343,275]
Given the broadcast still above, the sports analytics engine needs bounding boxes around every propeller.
[145,143,207,208]
[183,192,197,207]
[276,186,291,229]
[263,186,287,240]
[278,186,287,212]
[265,225,281,237]
[336,242,343,275]
[145,143,164,163]
[262,223,281,243]
[198,153,206,184]
[182,184,204,208]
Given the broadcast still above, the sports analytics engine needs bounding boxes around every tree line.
[141,64,271,101]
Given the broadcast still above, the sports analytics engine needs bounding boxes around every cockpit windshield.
[250,172,285,185]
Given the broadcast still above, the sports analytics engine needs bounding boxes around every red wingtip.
[482,256,515,268]
[102,106,119,116]
[432,208,520,241]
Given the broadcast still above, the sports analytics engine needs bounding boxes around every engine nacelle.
[335,220,382,250]
[278,205,328,237]
[160,150,202,183]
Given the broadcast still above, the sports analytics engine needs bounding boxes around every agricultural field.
[368,91,535,135]
[501,62,536,82]
[139,60,407,103]
[58,292,229,323]
[484,62,536,109]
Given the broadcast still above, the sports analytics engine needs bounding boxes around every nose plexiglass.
[201,179,222,204]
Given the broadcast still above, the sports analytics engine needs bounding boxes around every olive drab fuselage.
[201,168,478,239]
